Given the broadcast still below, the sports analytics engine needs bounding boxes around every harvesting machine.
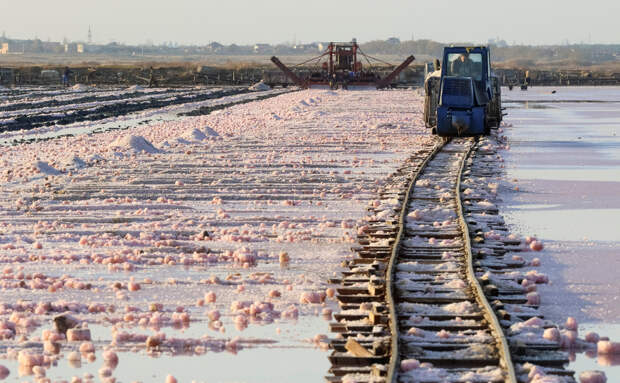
[271,40,414,89]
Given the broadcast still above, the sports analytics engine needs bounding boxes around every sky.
[1,0,619,46]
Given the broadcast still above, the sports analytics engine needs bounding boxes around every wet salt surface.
[0,320,329,383]
[502,86,620,380]
[0,87,287,146]
[0,89,432,381]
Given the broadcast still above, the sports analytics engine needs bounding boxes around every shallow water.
[501,86,620,380]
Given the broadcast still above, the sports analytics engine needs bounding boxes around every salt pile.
[176,126,219,143]
[109,135,160,154]
[126,85,145,92]
[249,81,271,91]
[62,155,87,169]
[34,161,61,175]
[71,84,90,91]
[181,128,208,141]
[203,126,219,137]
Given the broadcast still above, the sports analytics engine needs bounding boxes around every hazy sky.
[2,0,619,46]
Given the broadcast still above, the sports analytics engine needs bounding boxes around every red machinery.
[271,41,414,89]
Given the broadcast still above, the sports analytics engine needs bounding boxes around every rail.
[384,136,446,383]
[455,139,518,383]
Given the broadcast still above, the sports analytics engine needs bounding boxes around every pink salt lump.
[67,328,91,342]
[67,351,81,361]
[401,359,420,372]
[543,328,560,342]
[17,351,44,366]
[597,340,620,354]
[579,370,607,383]
[326,287,335,298]
[0,364,9,379]
[530,240,544,251]
[205,291,216,303]
[299,291,326,304]
[128,281,141,291]
[585,332,600,343]
[103,351,118,365]
[526,292,541,305]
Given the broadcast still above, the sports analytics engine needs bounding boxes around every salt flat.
[0,89,432,382]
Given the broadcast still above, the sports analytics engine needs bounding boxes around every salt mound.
[71,84,89,91]
[63,155,87,169]
[34,161,61,175]
[249,81,271,91]
[87,154,104,163]
[182,128,207,141]
[127,85,145,92]
[203,126,219,137]
[109,135,160,154]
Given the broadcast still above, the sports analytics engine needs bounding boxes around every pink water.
[501,86,620,380]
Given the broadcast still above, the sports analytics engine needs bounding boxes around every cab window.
[446,53,483,81]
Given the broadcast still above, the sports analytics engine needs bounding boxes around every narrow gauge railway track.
[326,137,574,383]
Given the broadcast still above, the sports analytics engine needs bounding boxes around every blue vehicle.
[424,46,502,137]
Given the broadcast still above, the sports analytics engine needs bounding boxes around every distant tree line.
[1,36,618,66]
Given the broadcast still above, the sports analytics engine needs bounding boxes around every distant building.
[64,43,84,54]
[293,43,319,52]
[253,43,271,53]
[387,37,401,44]
[1,43,8,54]
[206,42,223,53]
[488,38,508,48]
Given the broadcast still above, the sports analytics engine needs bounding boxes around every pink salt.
[128,282,140,291]
[578,370,607,383]
[0,364,9,379]
[597,340,620,355]
[326,288,335,298]
[543,328,560,342]
[299,291,325,304]
[585,332,600,343]
[526,292,541,305]
[79,342,95,353]
[103,351,118,364]
[436,329,450,339]
[67,328,91,342]
[204,291,216,303]
[67,352,81,361]
[401,359,420,372]
[530,240,544,251]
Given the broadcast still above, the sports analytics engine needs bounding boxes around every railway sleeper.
[511,350,570,366]
[328,352,390,367]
